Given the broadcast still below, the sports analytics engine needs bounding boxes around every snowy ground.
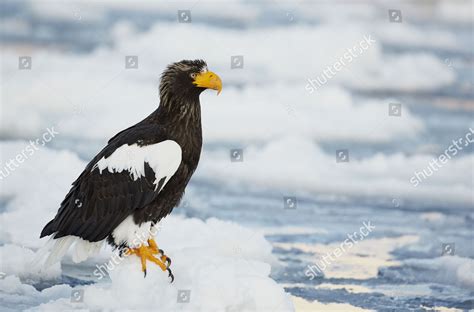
[1,0,473,311]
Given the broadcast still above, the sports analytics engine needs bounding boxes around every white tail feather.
[32,237,57,269]
[72,238,104,263]
[45,236,76,267]
[33,234,104,268]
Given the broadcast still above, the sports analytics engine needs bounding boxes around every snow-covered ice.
[0,143,293,311]
[1,0,472,310]
[8,217,292,311]
[198,136,474,206]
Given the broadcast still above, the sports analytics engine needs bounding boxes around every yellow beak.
[193,71,222,95]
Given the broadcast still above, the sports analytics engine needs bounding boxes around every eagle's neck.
[155,97,201,125]
[147,95,202,161]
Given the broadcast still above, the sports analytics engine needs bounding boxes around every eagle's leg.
[147,238,172,268]
[126,244,174,282]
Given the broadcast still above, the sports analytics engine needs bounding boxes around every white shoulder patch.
[93,140,182,191]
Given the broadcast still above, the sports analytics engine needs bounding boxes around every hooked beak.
[193,71,222,95]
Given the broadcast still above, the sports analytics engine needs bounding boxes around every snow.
[197,136,474,207]
[0,276,72,312]
[201,86,425,143]
[1,0,472,310]
[0,142,293,311]
[375,23,458,50]
[0,217,293,311]
[403,256,474,289]
[23,0,474,29]
[0,244,61,282]
[346,53,455,91]
[435,0,473,24]
[0,21,453,142]
[0,142,85,248]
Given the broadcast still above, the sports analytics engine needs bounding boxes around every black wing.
[40,124,173,242]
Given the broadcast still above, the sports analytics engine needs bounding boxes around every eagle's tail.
[33,234,104,268]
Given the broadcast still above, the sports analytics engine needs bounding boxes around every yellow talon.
[147,238,159,254]
[127,244,167,275]
[148,238,171,267]
[126,238,173,280]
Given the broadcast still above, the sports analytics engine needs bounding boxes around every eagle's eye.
[190,72,197,79]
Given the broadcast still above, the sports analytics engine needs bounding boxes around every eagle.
[39,60,222,282]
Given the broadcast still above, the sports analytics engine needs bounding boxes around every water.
[1,1,473,311]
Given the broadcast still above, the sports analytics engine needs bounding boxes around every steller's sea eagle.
[39,60,222,282]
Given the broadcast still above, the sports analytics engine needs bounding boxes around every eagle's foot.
[167,268,174,283]
[126,244,172,280]
[147,239,172,269]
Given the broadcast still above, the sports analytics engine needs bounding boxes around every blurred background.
[1,0,473,311]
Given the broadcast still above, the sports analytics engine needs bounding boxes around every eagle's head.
[159,60,222,102]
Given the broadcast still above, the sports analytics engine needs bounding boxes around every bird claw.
[131,239,173,279]
[167,268,174,283]
[164,257,171,268]
[157,248,172,269]
[161,255,171,268]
